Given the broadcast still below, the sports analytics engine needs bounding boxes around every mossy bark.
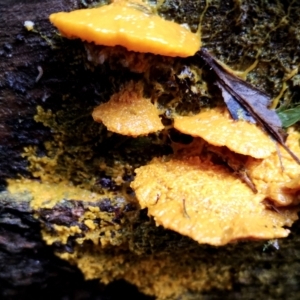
[1,0,300,299]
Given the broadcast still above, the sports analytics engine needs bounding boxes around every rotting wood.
[1,1,300,299]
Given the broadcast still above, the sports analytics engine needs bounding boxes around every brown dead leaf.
[198,48,300,164]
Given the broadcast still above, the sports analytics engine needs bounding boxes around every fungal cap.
[131,156,298,246]
[246,128,300,206]
[49,0,201,57]
[92,81,164,136]
[174,107,276,158]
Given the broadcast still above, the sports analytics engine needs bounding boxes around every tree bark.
[1,0,300,299]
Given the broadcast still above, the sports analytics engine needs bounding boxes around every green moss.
[7,0,300,299]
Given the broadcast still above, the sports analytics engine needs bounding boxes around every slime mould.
[49,0,299,164]
[49,0,201,57]
[5,1,300,299]
[92,81,164,136]
[46,0,300,246]
[198,48,300,165]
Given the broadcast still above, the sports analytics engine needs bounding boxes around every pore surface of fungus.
[92,81,163,136]
[131,156,298,246]
[49,0,201,57]
[174,107,276,158]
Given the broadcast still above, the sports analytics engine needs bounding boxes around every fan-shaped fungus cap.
[92,81,164,136]
[49,0,201,57]
[174,107,276,159]
[131,156,298,246]
[246,128,300,206]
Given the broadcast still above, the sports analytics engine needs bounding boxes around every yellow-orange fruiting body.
[92,81,163,136]
[49,1,201,57]
[174,107,276,159]
[131,156,298,246]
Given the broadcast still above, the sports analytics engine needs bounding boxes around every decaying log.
[0,1,152,298]
[1,0,300,299]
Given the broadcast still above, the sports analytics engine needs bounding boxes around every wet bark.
[1,0,300,300]
[0,1,152,299]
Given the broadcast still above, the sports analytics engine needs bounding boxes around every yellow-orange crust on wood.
[92,82,163,136]
[131,156,298,246]
[49,0,201,57]
[173,107,276,158]
[246,128,300,206]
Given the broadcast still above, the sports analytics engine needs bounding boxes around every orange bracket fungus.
[130,129,300,246]
[49,0,201,57]
[174,106,277,159]
[246,128,300,207]
[131,156,299,246]
[92,81,163,136]
[198,48,300,165]
[48,2,300,248]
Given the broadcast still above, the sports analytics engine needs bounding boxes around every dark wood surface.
[0,1,153,299]
[1,1,300,299]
